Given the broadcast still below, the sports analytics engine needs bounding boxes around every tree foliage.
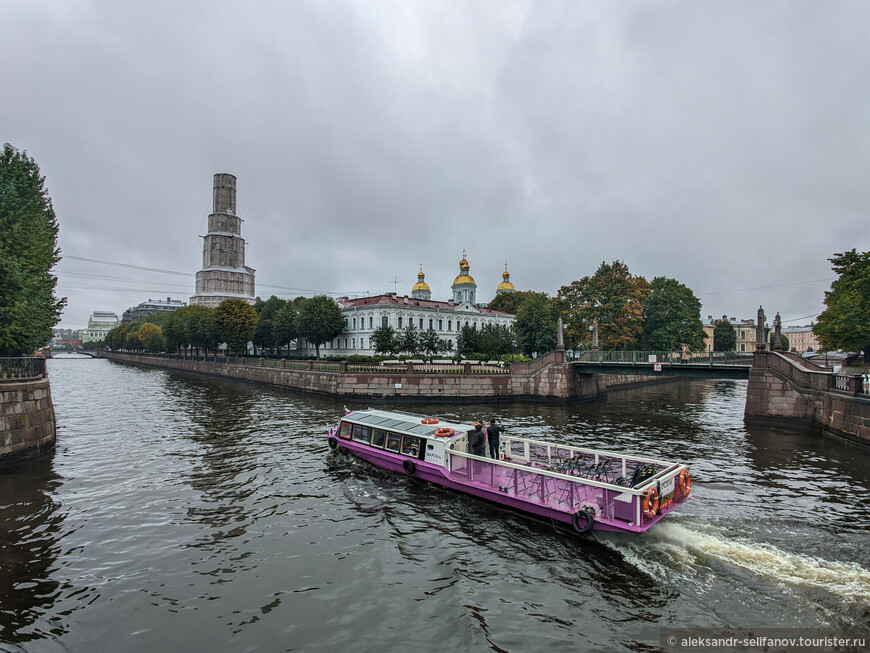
[137,322,162,350]
[272,301,299,352]
[371,325,399,357]
[513,293,558,357]
[457,324,516,359]
[214,299,258,354]
[558,261,649,350]
[642,277,706,351]
[487,290,537,316]
[713,319,737,352]
[814,249,870,362]
[295,295,345,358]
[252,295,286,355]
[398,324,421,356]
[0,143,66,355]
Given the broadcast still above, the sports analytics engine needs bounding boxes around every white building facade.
[315,255,515,357]
[84,311,119,343]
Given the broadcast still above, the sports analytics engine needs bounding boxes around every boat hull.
[333,437,687,535]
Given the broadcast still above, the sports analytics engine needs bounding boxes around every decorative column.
[756,306,767,351]
[591,320,599,351]
[772,312,783,351]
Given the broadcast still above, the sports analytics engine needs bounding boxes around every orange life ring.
[434,428,455,438]
[678,469,692,496]
[421,418,439,425]
[642,487,660,519]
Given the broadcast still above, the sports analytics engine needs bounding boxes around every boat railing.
[445,447,685,526]
[501,435,672,473]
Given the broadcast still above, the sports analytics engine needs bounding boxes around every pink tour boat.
[328,408,692,535]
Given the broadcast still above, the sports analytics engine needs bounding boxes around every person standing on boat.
[469,423,486,457]
[487,417,503,459]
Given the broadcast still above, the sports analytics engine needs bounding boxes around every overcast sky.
[5,0,867,329]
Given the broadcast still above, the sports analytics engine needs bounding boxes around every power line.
[700,278,834,296]
[60,254,366,296]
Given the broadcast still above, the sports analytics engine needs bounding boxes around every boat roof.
[342,408,472,439]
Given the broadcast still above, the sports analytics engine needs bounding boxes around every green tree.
[457,325,480,358]
[419,328,442,360]
[642,277,706,351]
[137,322,162,350]
[272,301,298,353]
[814,250,870,363]
[295,295,345,358]
[0,143,66,355]
[558,261,650,350]
[398,324,421,357]
[214,299,258,355]
[713,319,737,352]
[371,325,399,357]
[513,292,558,357]
[146,332,165,353]
[184,305,218,355]
[253,295,286,355]
[487,290,537,315]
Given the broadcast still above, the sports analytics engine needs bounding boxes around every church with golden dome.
[318,253,517,357]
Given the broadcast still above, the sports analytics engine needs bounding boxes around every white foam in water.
[605,521,870,605]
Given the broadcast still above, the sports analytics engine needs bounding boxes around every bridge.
[571,350,753,379]
[48,348,100,358]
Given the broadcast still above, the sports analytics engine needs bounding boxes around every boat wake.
[603,521,870,606]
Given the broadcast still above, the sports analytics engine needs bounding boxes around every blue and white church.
[315,253,516,357]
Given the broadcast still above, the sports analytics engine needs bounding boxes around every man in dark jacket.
[469,423,486,457]
[486,417,502,459]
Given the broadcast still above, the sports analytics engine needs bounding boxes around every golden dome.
[453,250,476,286]
[412,268,430,292]
[496,264,515,292]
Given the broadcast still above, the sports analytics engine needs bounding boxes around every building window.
[438,319,443,331]
[429,319,433,330]
[398,316,403,328]
[353,317,356,329]
[419,318,424,329]
[369,316,373,329]
[448,320,452,331]
[382,315,388,327]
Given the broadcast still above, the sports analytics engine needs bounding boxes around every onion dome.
[411,265,431,300]
[452,252,476,286]
[496,263,516,294]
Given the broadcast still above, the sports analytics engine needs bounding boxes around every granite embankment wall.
[103,350,657,403]
[745,350,870,445]
[0,375,57,467]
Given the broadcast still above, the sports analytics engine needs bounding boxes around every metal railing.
[573,350,755,365]
[0,357,47,379]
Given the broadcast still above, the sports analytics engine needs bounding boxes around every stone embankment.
[1,358,56,466]
[745,350,870,445]
[103,350,657,403]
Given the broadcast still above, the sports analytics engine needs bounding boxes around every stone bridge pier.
[745,349,870,445]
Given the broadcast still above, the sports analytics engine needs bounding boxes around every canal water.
[2,358,869,651]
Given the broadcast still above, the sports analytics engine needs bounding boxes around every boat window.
[385,432,401,453]
[352,425,372,444]
[371,429,386,448]
[339,422,352,439]
[401,435,422,458]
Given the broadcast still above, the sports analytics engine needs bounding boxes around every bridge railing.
[0,356,47,380]
[573,350,754,365]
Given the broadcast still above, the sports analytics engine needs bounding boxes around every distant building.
[84,312,119,343]
[783,325,820,353]
[190,173,256,308]
[312,255,516,357]
[703,315,768,352]
[122,297,187,323]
